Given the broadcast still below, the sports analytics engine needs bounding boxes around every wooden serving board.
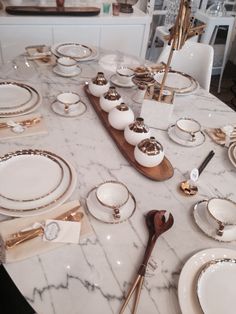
[84,86,174,181]
[6,6,100,16]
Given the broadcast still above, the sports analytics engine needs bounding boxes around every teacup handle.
[216,222,224,236]
[113,207,120,220]
[190,132,196,142]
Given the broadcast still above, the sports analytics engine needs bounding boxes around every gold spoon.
[180,150,215,196]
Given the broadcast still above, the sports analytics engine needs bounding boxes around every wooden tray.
[6,6,100,16]
[84,86,174,181]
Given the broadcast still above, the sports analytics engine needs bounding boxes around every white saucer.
[193,199,236,242]
[86,187,136,224]
[110,74,135,88]
[51,100,87,117]
[52,65,81,77]
[167,124,205,147]
[228,142,236,168]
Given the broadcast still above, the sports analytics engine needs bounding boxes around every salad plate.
[0,82,33,110]
[55,43,92,59]
[51,43,98,62]
[99,53,140,72]
[0,82,41,117]
[0,149,77,217]
[154,70,199,95]
[178,248,236,314]
[197,258,236,314]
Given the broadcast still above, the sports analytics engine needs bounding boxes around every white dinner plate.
[0,151,63,202]
[52,65,81,77]
[51,43,98,62]
[197,258,236,314]
[0,82,42,117]
[51,100,87,117]
[178,248,236,314]
[0,150,77,217]
[167,124,205,147]
[86,187,136,224]
[228,142,236,168]
[99,53,140,72]
[193,200,236,242]
[154,70,199,95]
[110,74,135,88]
[0,82,33,109]
[55,43,92,59]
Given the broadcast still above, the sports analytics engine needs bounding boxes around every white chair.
[157,41,214,91]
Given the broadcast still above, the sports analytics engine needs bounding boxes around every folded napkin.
[205,125,236,147]
[0,200,94,264]
[0,113,48,140]
[25,45,56,66]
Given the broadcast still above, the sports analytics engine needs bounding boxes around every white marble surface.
[0,50,236,314]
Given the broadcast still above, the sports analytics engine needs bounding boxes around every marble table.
[0,49,236,314]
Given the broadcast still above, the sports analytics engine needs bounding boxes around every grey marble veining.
[1,50,236,314]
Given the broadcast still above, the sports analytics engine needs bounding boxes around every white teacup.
[57,57,78,74]
[96,181,129,219]
[116,67,134,85]
[56,92,80,113]
[207,197,236,236]
[175,117,201,142]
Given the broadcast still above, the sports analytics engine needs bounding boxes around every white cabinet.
[0,7,151,64]
[52,25,100,47]
[0,25,53,62]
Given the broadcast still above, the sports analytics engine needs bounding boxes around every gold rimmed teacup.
[95,181,129,219]
[206,197,236,236]
[175,117,201,142]
[56,92,80,114]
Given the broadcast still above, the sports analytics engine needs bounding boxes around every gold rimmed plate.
[0,150,64,202]
[0,149,77,217]
[0,82,33,110]
[154,70,199,95]
[55,43,92,60]
[196,258,236,314]
[0,82,41,117]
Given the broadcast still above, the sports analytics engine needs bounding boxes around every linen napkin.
[0,200,94,264]
[0,113,48,140]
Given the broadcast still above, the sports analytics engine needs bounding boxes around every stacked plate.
[178,248,236,314]
[51,42,98,62]
[154,70,199,96]
[0,149,77,217]
[0,81,41,117]
[228,142,236,168]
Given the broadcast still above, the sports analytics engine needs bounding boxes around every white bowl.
[108,103,134,130]
[57,57,78,74]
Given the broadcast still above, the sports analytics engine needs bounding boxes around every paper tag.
[43,219,81,244]
[190,168,199,182]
